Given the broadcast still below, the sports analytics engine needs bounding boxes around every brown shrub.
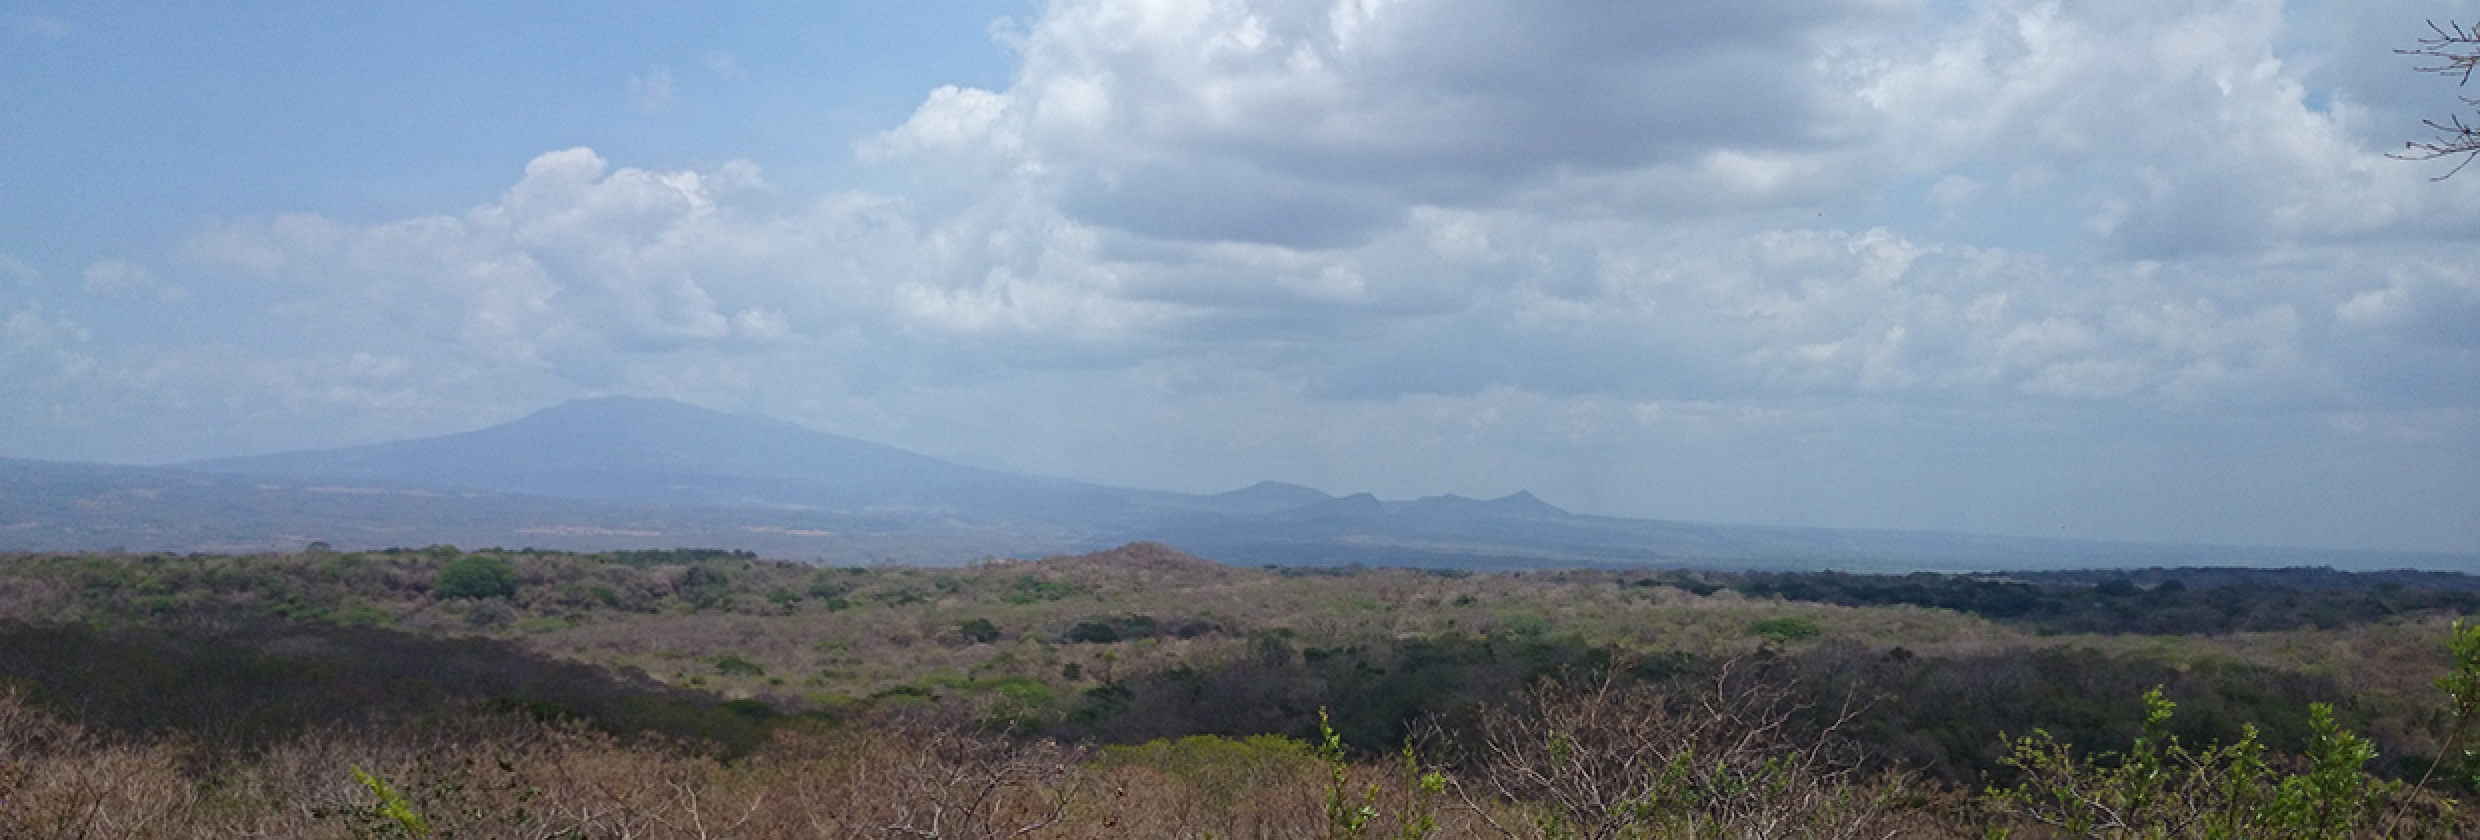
[0,687,195,840]
[1086,734,1328,838]
[1449,662,1942,840]
[764,722,1085,839]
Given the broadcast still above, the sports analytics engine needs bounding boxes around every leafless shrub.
[1453,662,1919,840]
[772,721,1087,840]
[1084,761,1327,839]
[0,687,194,840]
[528,729,759,840]
[1083,735,1329,839]
[201,717,762,839]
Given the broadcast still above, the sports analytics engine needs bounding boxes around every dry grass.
[0,688,194,840]
[0,546,2148,722]
[1448,662,1956,840]
[0,679,1940,839]
[12,547,2480,838]
[11,676,2477,839]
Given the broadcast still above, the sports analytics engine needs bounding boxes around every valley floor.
[5,543,2480,837]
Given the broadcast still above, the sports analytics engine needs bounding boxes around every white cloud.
[3,304,89,354]
[142,2,2480,427]
[1849,0,2480,254]
[824,0,2474,410]
[177,134,2460,420]
[0,255,40,288]
[1927,174,1981,221]
[81,259,151,297]
[80,259,184,302]
[854,0,2480,259]
[345,351,409,380]
[0,303,101,408]
[631,66,674,113]
[858,85,1013,162]
[2333,257,2480,348]
[16,0,2478,549]
[865,0,1912,246]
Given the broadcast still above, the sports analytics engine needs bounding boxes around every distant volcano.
[4,396,2467,572]
[186,396,1154,518]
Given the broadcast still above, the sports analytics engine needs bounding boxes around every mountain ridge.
[5,396,2471,572]
[186,397,1057,509]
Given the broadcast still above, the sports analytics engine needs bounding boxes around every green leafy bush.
[1068,621,1121,644]
[1749,615,1821,642]
[341,765,432,838]
[805,574,850,599]
[721,697,776,720]
[713,654,766,677]
[675,565,732,608]
[1006,576,1086,604]
[604,548,753,567]
[431,556,517,599]
[1986,688,2394,838]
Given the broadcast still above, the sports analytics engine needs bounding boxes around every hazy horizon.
[4,1,2477,556]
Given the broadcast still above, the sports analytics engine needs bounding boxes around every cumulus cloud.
[866,0,2480,258]
[859,85,1013,162]
[178,143,2455,417]
[864,0,1912,246]
[193,149,852,366]
[26,0,2474,548]
[1861,0,2480,253]
[161,0,2478,420]
[835,0,2477,410]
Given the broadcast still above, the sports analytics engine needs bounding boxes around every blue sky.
[3,0,2477,554]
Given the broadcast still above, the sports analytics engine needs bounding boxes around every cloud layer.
[5,0,2476,551]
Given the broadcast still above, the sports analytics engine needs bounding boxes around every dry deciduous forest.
[6,542,2480,838]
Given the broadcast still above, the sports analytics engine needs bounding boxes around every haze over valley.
[6,396,2470,572]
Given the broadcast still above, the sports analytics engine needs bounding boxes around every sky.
[2,0,2477,555]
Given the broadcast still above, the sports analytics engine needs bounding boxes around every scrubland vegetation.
[5,541,2480,837]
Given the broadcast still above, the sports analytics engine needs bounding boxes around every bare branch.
[2396,20,2480,178]
[2399,19,2480,83]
